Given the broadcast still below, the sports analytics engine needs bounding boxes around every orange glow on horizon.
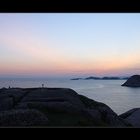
[0,26,140,76]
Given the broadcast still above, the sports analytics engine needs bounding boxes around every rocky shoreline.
[0,87,139,127]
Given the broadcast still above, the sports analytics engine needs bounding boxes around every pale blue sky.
[0,13,140,77]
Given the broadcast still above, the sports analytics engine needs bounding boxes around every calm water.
[0,78,140,115]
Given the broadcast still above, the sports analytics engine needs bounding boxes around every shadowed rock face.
[122,75,140,87]
[0,109,49,126]
[119,108,140,127]
[0,87,132,127]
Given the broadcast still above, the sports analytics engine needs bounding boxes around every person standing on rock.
[42,84,44,88]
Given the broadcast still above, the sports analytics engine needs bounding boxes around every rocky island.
[122,75,140,87]
[0,87,139,127]
[71,76,129,80]
[70,78,83,80]
[84,76,101,80]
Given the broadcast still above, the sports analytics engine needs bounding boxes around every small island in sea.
[70,78,83,80]
[85,76,101,80]
[122,75,140,87]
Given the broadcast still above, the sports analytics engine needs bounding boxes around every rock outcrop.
[0,87,132,127]
[0,109,49,126]
[119,108,140,127]
[122,75,140,87]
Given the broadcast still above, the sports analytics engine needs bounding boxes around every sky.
[0,13,140,78]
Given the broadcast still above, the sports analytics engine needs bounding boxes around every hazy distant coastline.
[71,76,129,80]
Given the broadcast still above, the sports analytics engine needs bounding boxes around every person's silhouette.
[42,84,44,88]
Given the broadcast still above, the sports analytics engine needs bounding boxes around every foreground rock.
[0,109,49,126]
[0,87,132,127]
[122,75,140,87]
[119,108,140,127]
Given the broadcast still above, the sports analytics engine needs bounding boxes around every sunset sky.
[0,13,140,78]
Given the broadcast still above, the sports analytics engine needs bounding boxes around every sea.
[0,78,140,115]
